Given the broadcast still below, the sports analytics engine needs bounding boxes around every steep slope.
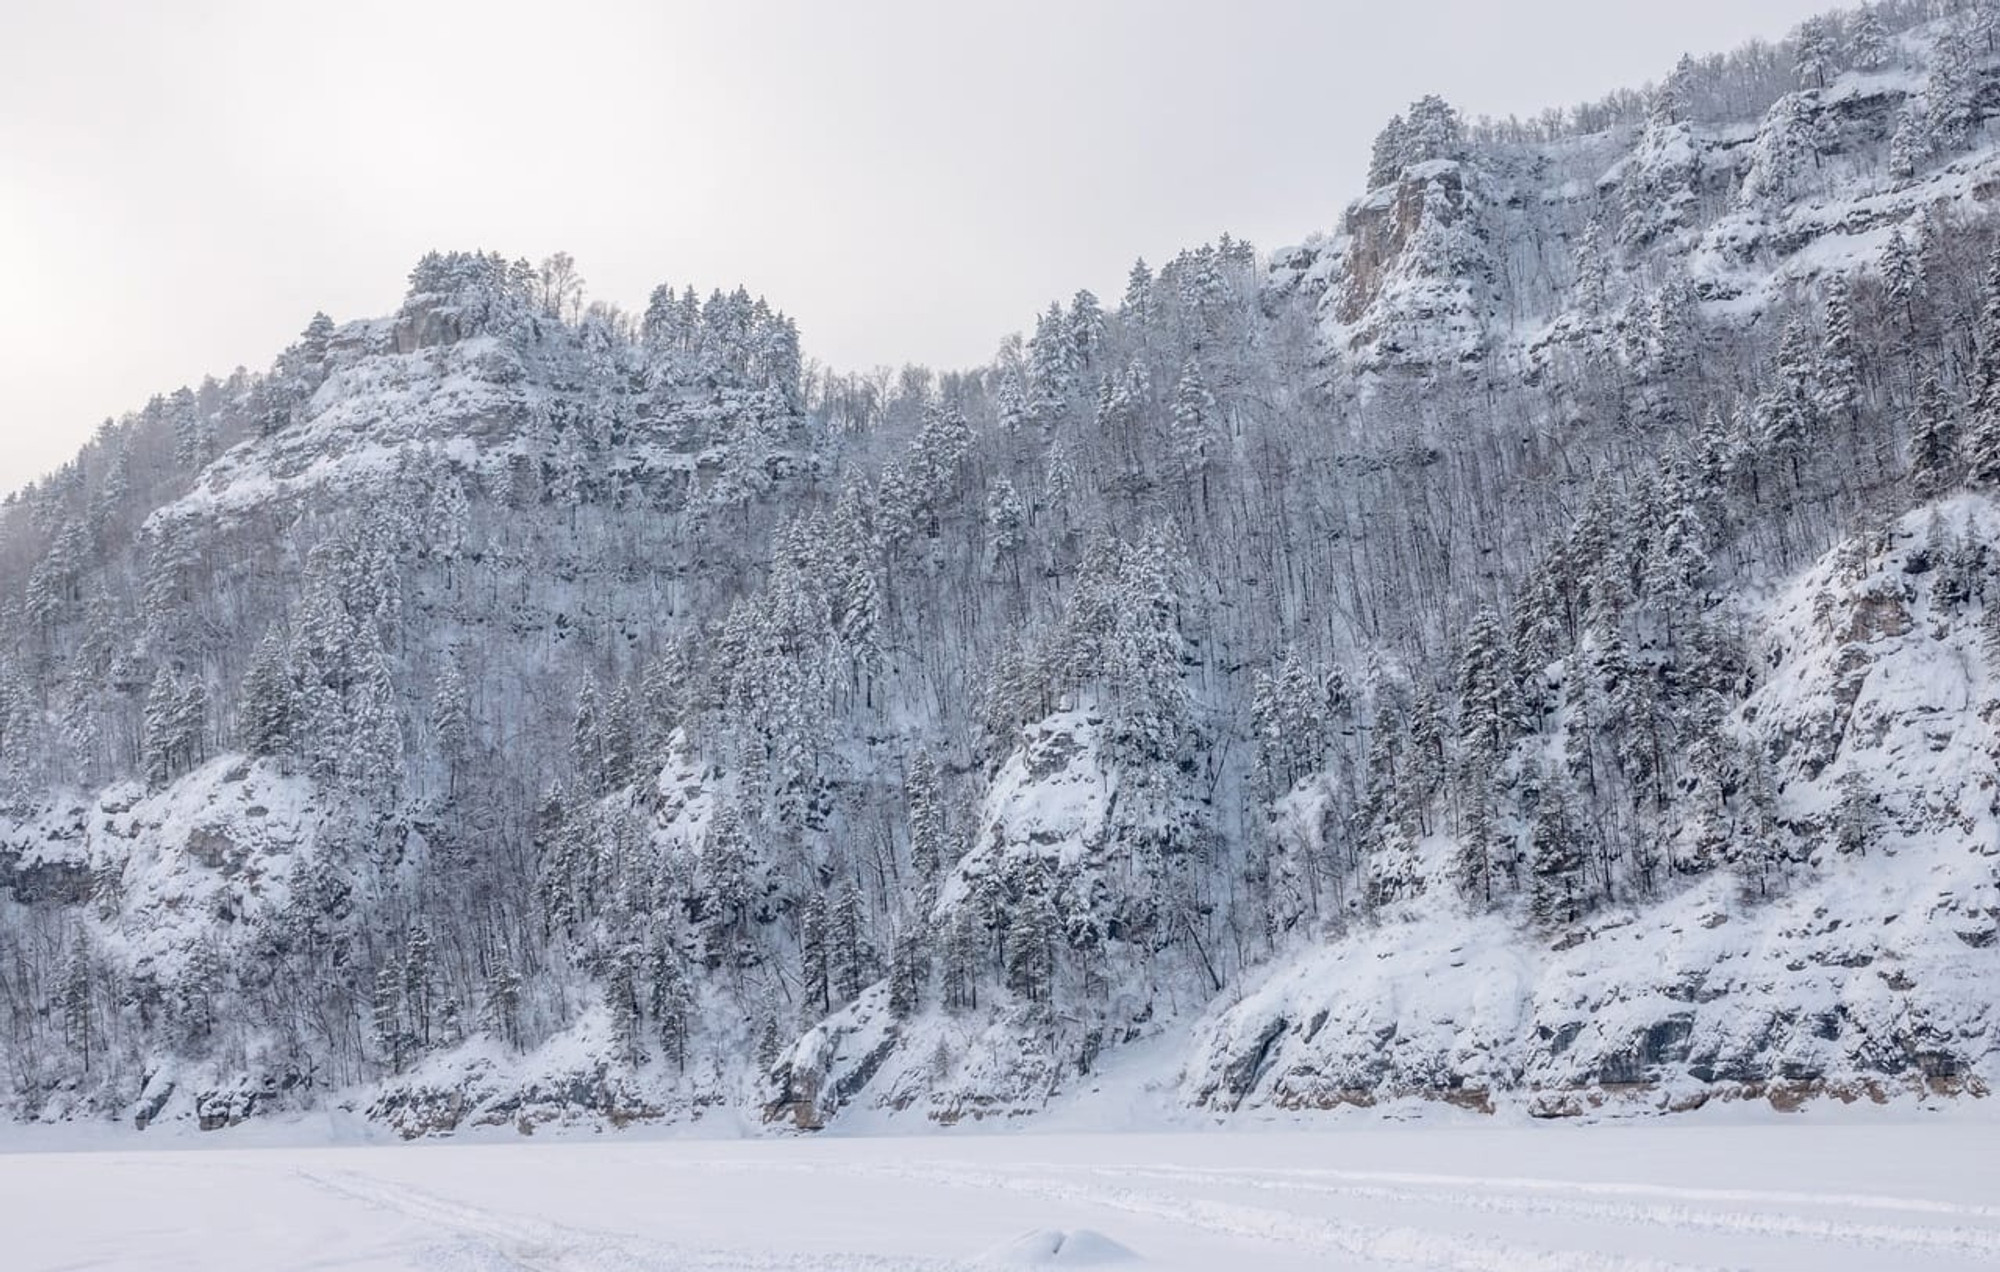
[1189,497,2000,1116]
[6,3,2000,1135]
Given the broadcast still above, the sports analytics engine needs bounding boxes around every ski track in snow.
[835,1160,1727,1272]
[298,1167,956,1272]
[16,1125,2000,1271]
[1038,1163,2000,1262]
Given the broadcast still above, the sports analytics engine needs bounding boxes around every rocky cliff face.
[1186,497,2000,1118]
[1275,39,2000,383]
[7,7,2000,1137]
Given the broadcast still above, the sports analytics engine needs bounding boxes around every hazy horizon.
[2,0,1832,495]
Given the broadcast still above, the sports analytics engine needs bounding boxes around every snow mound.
[977,1228,1142,1266]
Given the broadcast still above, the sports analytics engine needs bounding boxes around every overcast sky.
[2,0,1833,495]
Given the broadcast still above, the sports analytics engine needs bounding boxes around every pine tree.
[799,891,830,1016]
[1928,29,1977,152]
[1367,113,1410,188]
[341,638,402,794]
[1170,356,1217,495]
[1572,220,1610,318]
[59,931,94,1070]
[1880,228,1921,329]
[1758,313,1818,485]
[1889,108,1927,181]
[142,666,196,789]
[1403,685,1447,833]
[1967,249,2000,487]
[1849,7,1891,71]
[403,925,435,1049]
[1834,768,1877,856]
[1818,277,1861,424]
[1456,607,1513,780]
[606,946,645,1065]
[431,654,472,792]
[176,938,225,1042]
[570,680,604,791]
[1366,818,1426,910]
[1733,745,1786,903]
[602,685,638,790]
[1528,775,1587,930]
[1742,94,1813,206]
[831,881,867,1004]
[1404,94,1463,163]
[651,944,691,1071]
[1005,869,1059,1006]
[1121,257,1155,328]
[372,962,406,1073]
[1909,374,1959,498]
[1045,439,1079,508]
[941,907,981,1013]
[242,627,294,760]
[482,960,523,1049]
[985,478,1028,564]
[1792,16,1836,89]
[888,927,925,1020]
[907,751,949,888]
[1927,511,1972,610]
[1982,564,2000,671]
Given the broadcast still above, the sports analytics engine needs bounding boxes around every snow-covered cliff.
[6,4,2000,1136]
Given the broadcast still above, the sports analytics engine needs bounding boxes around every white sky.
[1,0,1832,495]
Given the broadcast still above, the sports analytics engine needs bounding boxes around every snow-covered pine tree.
[1528,772,1587,930]
[1849,7,1892,71]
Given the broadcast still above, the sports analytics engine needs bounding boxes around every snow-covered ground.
[9,1111,2000,1270]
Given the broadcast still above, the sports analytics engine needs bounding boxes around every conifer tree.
[1966,249,2000,487]
[907,751,949,889]
[372,962,406,1073]
[1880,228,1921,330]
[1005,869,1059,1005]
[1818,277,1861,424]
[1170,356,1217,497]
[941,908,981,1013]
[403,925,435,1049]
[1793,16,1836,88]
[799,892,831,1016]
[570,680,604,791]
[831,882,866,1004]
[651,945,690,1071]
[1927,30,1976,152]
[1909,374,1959,498]
[606,946,645,1065]
[482,961,522,1049]
[1367,113,1409,188]
[1834,769,1878,857]
[1572,220,1610,318]
[1849,7,1891,71]
[142,666,199,789]
[431,654,472,793]
[888,927,925,1020]
[242,627,294,761]
[1889,108,1927,180]
[1528,775,1587,930]
[59,931,94,1070]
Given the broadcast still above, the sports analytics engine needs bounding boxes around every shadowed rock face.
[1336,165,1468,325]
[394,302,471,355]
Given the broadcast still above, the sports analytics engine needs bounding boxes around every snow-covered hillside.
[5,1,2000,1136]
[1186,497,2000,1118]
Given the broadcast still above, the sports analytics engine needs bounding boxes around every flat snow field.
[6,1116,2000,1270]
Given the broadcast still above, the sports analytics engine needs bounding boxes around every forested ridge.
[3,1,1998,1131]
